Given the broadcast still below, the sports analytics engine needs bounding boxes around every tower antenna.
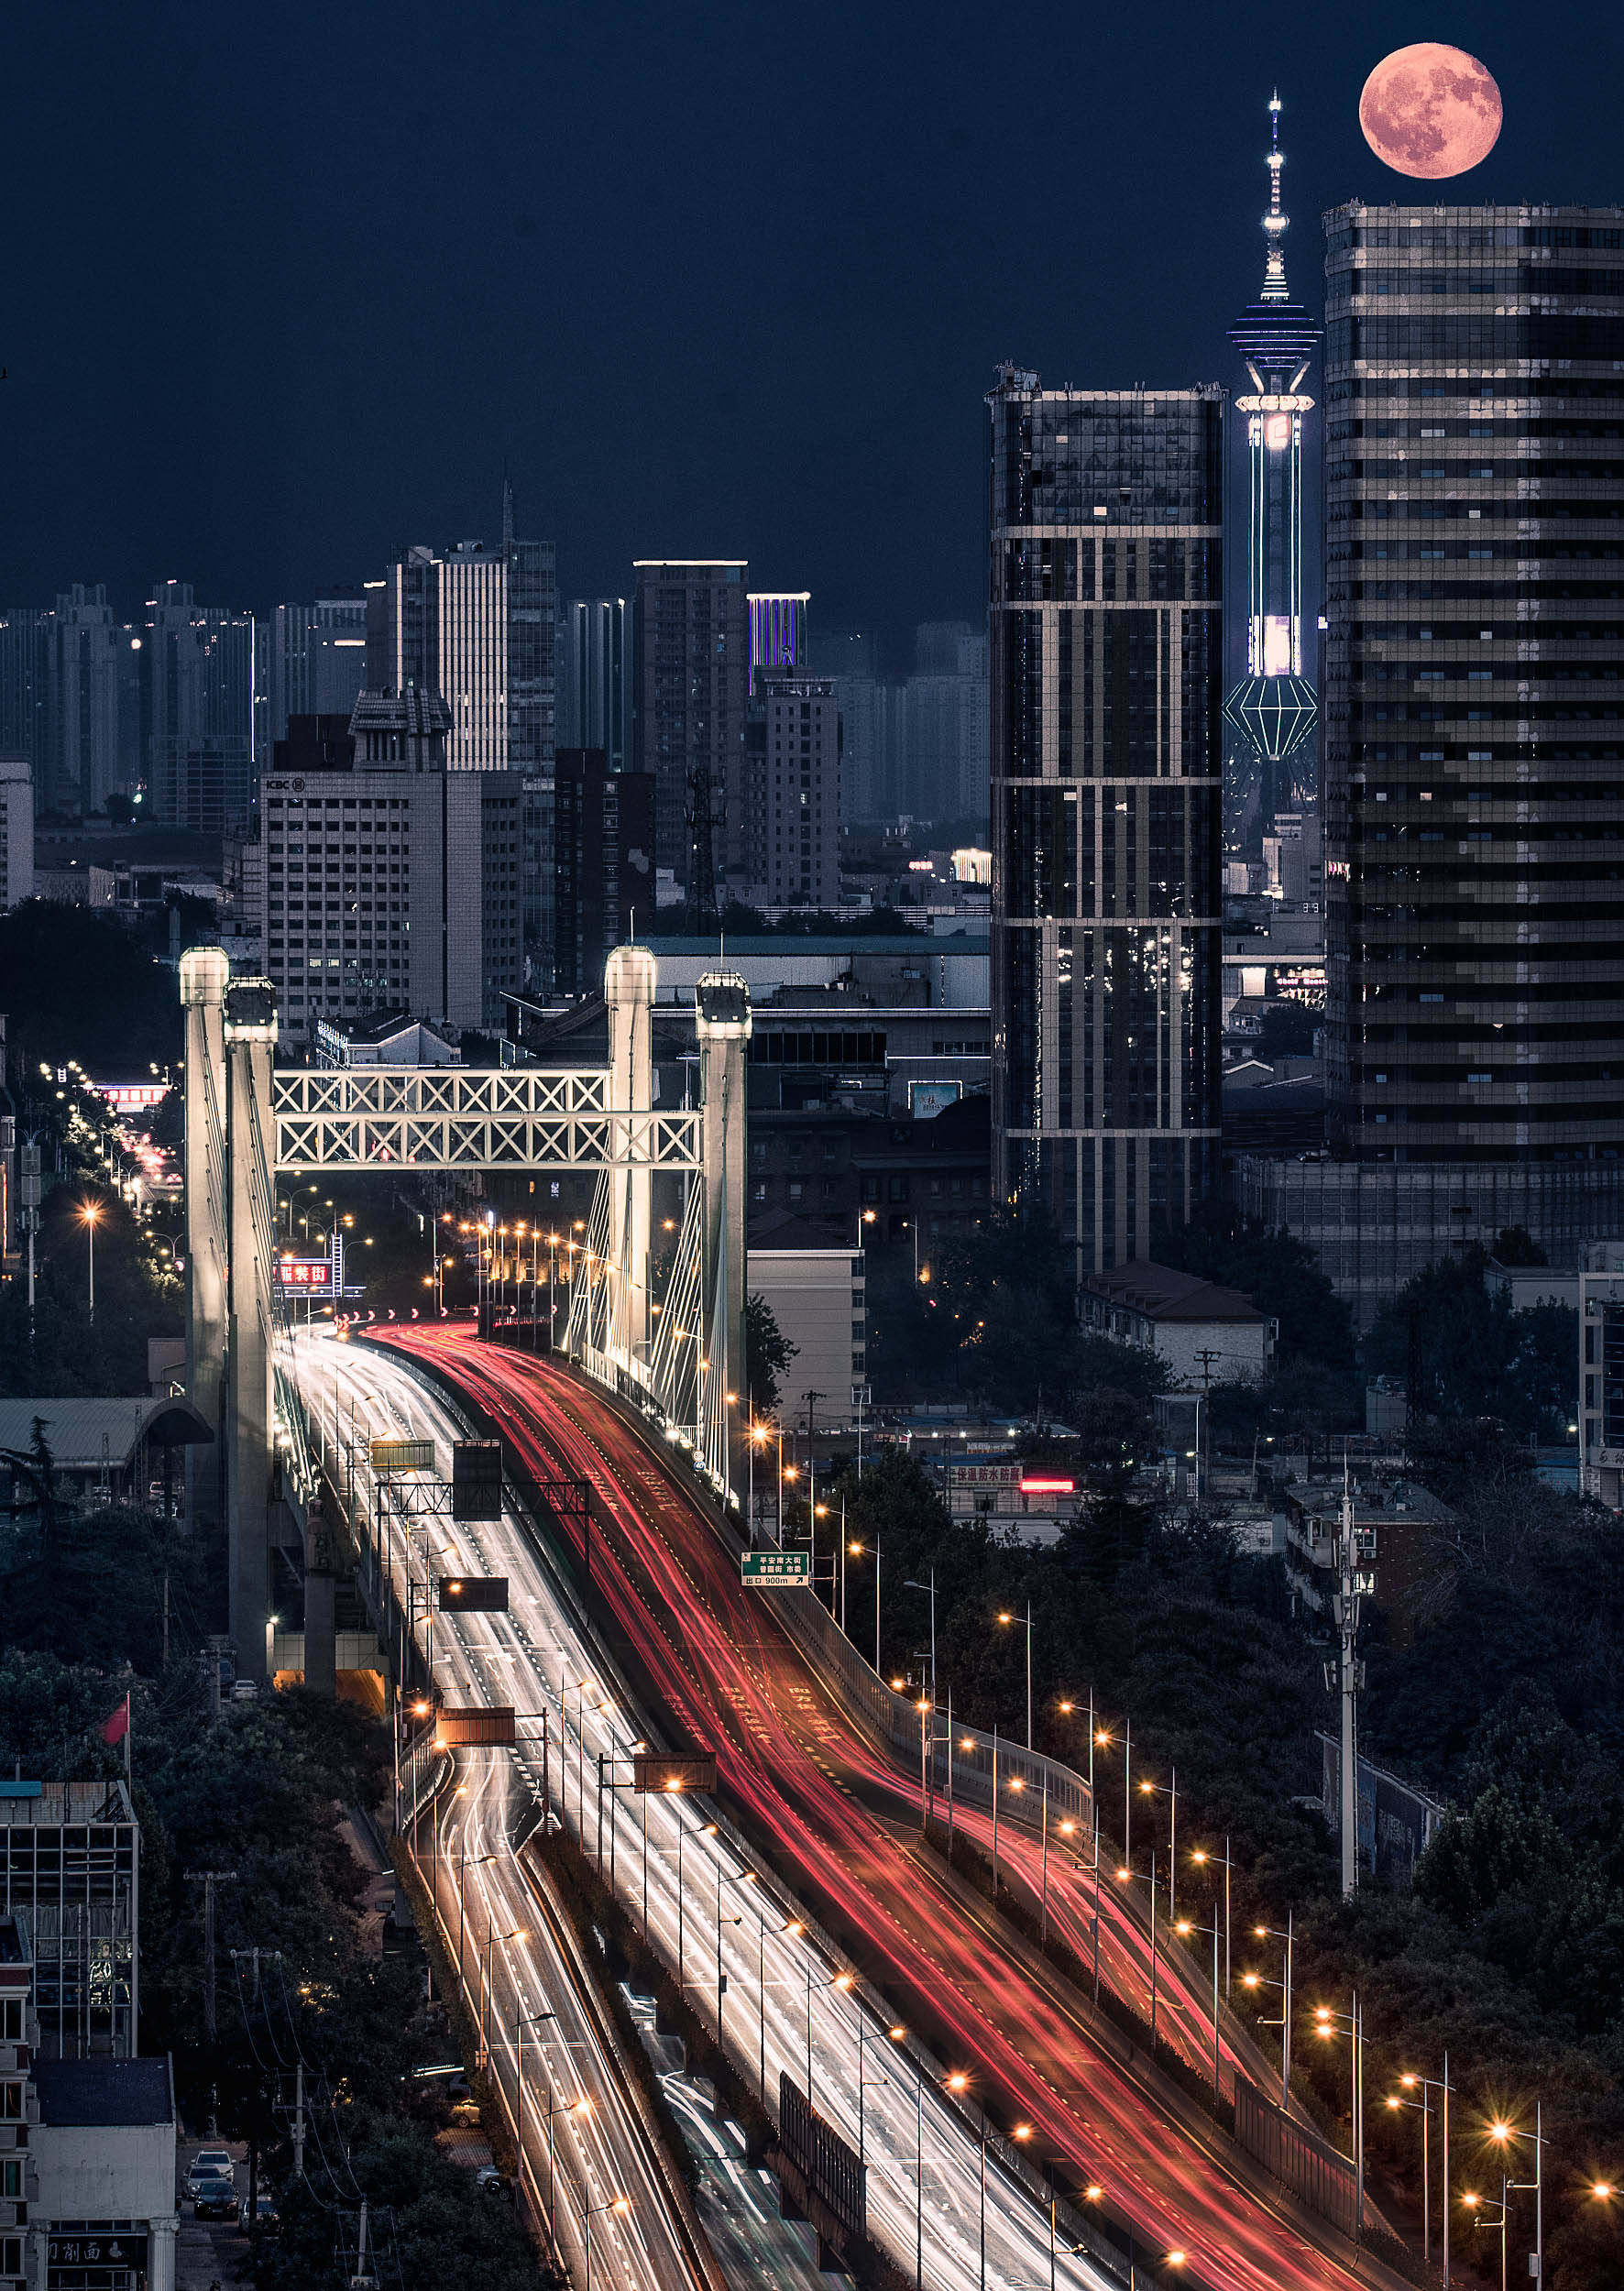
[1261,90,1289,303]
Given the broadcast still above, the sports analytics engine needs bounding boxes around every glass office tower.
[988,368,1224,1272]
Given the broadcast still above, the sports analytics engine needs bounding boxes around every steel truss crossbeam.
[270,1069,700,1172]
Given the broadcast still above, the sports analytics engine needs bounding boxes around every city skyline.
[0,4,1608,663]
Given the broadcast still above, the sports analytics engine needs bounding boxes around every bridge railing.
[764,1562,1094,1838]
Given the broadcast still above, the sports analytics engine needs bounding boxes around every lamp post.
[80,1199,103,1319]
[994,1602,1034,1748]
[1137,1766,1177,1923]
[905,1573,937,1705]
[1487,2103,1545,2291]
[944,2072,985,2290]
[1385,2077,1437,2268]
[581,2194,632,2289]
[1191,1837,1233,1997]
[1311,1992,1366,2242]
[512,1999,556,2243]
[478,1924,524,2069]
[1245,1910,1294,2108]
[1461,2186,1509,2291]
[1114,1853,1159,2040]
[1174,1909,1223,2102]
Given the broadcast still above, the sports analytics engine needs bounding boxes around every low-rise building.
[0,1400,212,1522]
[1081,1262,1276,1387]
[1278,1473,1454,1632]
[748,1226,868,1434]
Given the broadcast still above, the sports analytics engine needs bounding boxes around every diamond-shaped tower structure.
[1224,95,1321,804]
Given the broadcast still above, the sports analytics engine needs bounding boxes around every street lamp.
[994,1601,1034,1748]
[79,1199,104,1319]
[1487,2105,1545,2291]
[1461,2186,1509,2291]
[904,1573,936,1704]
[1190,1838,1233,1997]
[580,2193,632,2288]
[478,1924,525,2069]
[1311,1994,1367,2242]
[1114,1855,1161,2041]
[1173,1907,1223,2102]
[1137,1765,1177,1923]
[1245,1911,1294,2109]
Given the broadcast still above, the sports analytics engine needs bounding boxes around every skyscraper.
[1260,201,1624,1310]
[146,581,256,831]
[269,599,369,750]
[551,749,654,994]
[631,560,749,913]
[558,597,631,769]
[1224,95,1321,817]
[368,491,556,772]
[0,611,52,810]
[51,585,141,817]
[988,367,1223,1272]
[742,668,840,911]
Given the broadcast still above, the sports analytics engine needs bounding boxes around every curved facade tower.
[1225,95,1321,797]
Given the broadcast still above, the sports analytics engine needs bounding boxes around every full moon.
[1359,43,1502,179]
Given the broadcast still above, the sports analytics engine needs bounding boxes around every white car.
[186,2148,235,2191]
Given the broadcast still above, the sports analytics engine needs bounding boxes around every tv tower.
[1225,94,1321,806]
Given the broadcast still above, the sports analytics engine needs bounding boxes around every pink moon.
[1359,43,1502,179]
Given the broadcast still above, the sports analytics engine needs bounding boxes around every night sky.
[1,0,1617,666]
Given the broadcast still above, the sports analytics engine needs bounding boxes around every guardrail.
[764,1552,1094,1839]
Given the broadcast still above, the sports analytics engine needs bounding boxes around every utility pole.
[349,2198,378,2289]
[293,2060,305,2179]
[186,1870,238,2040]
[1193,1350,1221,1500]
[1330,1462,1367,1900]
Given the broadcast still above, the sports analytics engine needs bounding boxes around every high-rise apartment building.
[257,695,524,1041]
[146,580,256,831]
[0,758,33,906]
[269,599,369,750]
[0,614,50,808]
[631,560,749,905]
[742,669,841,910]
[988,367,1224,1272]
[368,494,556,773]
[1251,203,1624,1310]
[558,598,631,769]
[0,1780,139,2058]
[50,586,138,817]
[551,749,655,994]
[905,621,991,826]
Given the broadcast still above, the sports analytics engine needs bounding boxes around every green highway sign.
[741,1549,812,1586]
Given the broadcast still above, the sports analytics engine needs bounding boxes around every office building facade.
[558,597,631,770]
[1302,203,1624,1303]
[369,499,555,773]
[988,367,1223,1273]
[257,695,523,1041]
[551,749,654,995]
[631,560,749,904]
[0,1781,138,2059]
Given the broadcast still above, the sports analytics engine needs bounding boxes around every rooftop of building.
[33,2056,173,2129]
[0,1397,213,1468]
[644,931,988,957]
[0,1779,135,1827]
[1082,1262,1267,1325]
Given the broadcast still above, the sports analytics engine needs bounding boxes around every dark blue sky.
[1,0,1617,666]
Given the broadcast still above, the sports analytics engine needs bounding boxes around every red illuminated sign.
[1019,1476,1075,1496]
[276,1256,333,1290]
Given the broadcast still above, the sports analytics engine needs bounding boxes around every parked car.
[186,2150,235,2192]
[238,2190,279,2231]
[192,2176,237,2220]
[474,2165,510,2198]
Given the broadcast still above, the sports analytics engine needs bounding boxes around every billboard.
[452,1440,503,1520]
[371,1437,434,1472]
[435,1706,516,1748]
[437,1576,510,1613]
[631,1751,719,1794]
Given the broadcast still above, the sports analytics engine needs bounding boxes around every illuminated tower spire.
[1261,91,1289,302]
[1224,92,1321,789]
